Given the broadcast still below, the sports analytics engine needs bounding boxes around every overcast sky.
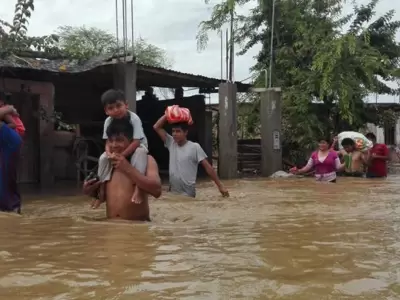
[1,0,399,103]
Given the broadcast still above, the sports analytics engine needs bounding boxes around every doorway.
[8,92,40,183]
[384,125,395,145]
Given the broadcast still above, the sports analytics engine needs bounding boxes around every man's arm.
[200,159,229,196]
[338,149,346,160]
[196,144,229,196]
[121,155,162,198]
[153,115,168,143]
[200,159,223,188]
[82,178,102,197]
[121,139,140,157]
[373,145,390,160]
[360,151,369,165]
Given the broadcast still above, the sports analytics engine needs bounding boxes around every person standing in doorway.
[153,114,229,198]
[365,132,389,178]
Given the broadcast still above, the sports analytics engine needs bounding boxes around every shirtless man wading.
[339,138,368,177]
[82,117,161,221]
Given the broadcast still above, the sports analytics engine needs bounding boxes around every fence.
[237,139,261,174]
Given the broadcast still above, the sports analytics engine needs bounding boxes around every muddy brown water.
[1,177,400,299]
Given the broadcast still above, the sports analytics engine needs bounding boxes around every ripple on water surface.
[0,177,399,299]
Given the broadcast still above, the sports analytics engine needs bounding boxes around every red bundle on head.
[165,105,193,125]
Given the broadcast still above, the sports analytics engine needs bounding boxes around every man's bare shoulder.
[146,155,160,177]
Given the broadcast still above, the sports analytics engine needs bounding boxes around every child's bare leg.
[98,152,112,182]
[130,147,148,204]
[91,152,112,208]
[132,185,141,204]
[91,182,106,209]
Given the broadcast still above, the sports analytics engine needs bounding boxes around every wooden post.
[113,62,137,112]
[218,82,237,179]
[259,87,282,176]
[39,84,56,188]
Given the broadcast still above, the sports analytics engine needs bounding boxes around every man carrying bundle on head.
[331,131,372,177]
[153,105,229,198]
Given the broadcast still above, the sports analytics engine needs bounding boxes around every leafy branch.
[199,0,400,155]
[38,106,75,131]
[0,0,61,61]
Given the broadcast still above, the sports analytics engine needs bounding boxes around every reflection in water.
[1,177,400,299]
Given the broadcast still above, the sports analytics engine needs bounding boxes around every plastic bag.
[165,105,193,125]
[337,131,373,152]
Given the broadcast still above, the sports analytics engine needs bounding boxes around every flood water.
[1,177,400,299]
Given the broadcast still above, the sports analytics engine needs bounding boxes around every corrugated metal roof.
[0,54,251,90]
[0,53,116,73]
[138,64,220,83]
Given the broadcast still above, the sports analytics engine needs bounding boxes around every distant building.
[364,103,400,145]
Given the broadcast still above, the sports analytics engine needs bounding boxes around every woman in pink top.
[291,137,344,183]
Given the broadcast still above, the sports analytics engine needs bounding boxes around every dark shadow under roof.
[0,55,251,92]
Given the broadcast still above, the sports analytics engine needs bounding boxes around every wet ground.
[1,176,400,299]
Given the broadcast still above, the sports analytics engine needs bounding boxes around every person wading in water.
[338,138,368,177]
[153,114,229,198]
[365,132,389,178]
[82,117,161,221]
[291,136,343,182]
[0,101,23,213]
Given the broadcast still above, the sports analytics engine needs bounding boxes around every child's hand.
[5,105,17,115]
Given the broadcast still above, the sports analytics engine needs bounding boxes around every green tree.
[56,26,172,67]
[198,0,400,155]
[0,0,60,60]
[0,1,171,69]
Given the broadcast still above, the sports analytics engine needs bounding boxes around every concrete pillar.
[376,126,384,144]
[204,110,213,164]
[395,119,400,145]
[113,62,137,112]
[218,82,237,179]
[366,123,377,136]
[260,88,282,176]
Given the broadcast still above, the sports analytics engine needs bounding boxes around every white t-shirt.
[165,134,207,197]
[102,110,148,148]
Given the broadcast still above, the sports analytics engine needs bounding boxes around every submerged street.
[0,177,399,299]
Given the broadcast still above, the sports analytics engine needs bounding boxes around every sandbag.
[165,105,193,125]
[270,170,294,178]
[338,131,372,152]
